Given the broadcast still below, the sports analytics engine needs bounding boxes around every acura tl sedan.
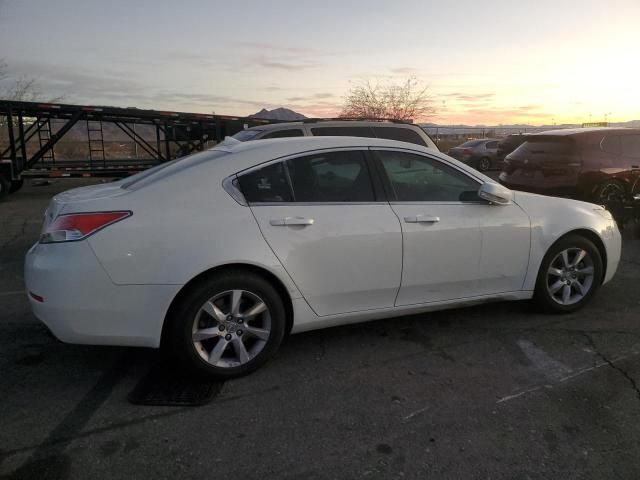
[25,137,621,378]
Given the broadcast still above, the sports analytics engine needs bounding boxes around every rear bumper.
[24,241,180,348]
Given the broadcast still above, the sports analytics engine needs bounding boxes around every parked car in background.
[499,128,640,205]
[26,136,620,379]
[232,119,438,150]
[447,139,499,171]
[497,134,528,162]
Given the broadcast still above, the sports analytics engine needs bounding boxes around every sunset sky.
[1,0,639,125]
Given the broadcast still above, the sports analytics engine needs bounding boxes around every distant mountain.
[249,108,306,121]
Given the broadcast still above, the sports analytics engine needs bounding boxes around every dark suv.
[499,128,640,204]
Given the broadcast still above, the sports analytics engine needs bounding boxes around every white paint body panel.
[389,203,482,304]
[23,137,622,348]
[251,204,402,316]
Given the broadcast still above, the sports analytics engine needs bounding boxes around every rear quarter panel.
[80,163,301,298]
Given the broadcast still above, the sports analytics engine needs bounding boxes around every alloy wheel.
[598,182,625,204]
[546,248,595,305]
[192,289,271,368]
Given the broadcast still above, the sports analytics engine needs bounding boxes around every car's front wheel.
[534,234,603,313]
[164,271,286,379]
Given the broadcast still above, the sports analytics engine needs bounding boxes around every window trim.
[369,147,487,205]
[234,147,387,206]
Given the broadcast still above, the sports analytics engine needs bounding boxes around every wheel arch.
[540,228,608,284]
[160,263,295,348]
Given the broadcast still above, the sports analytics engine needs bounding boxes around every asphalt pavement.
[1,179,639,479]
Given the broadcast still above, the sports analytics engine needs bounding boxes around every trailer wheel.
[0,174,10,199]
[9,179,24,194]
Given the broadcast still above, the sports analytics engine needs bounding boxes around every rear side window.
[621,135,640,158]
[232,129,263,141]
[485,141,498,149]
[286,151,374,202]
[238,162,293,203]
[261,129,305,139]
[372,127,427,147]
[310,126,376,138]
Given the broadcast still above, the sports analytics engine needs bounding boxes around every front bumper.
[24,241,181,348]
[602,220,622,285]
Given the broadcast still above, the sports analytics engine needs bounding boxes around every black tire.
[478,157,491,171]
[594,179,626,205]
[9,179,24,194]
[163,271,286,379]
[534,234,603,313]
[0,174,10,200]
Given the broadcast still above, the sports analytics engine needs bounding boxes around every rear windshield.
[121,150,228,190]
[510,137,576,159]
[460,140,483,147]
[232,129,264,141]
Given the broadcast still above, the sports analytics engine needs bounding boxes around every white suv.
[232,119,438,150]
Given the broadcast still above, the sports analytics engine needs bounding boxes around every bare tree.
[340,78,435,122]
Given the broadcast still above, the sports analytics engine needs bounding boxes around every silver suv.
[232,119,438,150]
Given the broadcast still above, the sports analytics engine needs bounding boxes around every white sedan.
[25,137,621,378]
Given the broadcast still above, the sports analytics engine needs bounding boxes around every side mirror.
[478,182,513,205]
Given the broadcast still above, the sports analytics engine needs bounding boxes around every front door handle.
[404,215,440,224]
[270,217,315,226]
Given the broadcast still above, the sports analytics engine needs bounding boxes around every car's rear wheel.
[534,234,603,313]
[478,157,491,171]
[164,272,286,379]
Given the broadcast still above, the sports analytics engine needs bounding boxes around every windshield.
[232,129,264,141]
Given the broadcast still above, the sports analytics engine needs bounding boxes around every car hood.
[511,189,611,222]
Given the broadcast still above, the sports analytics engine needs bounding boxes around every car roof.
[213,135,427,155]
[207,136,492,183]
[244,120,420,132]
[528,127,638,137]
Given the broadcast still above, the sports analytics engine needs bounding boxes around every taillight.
[40,211,131,243]
[463,148,472,156]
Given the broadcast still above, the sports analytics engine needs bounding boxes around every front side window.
[286,151,375,202]
[261,129,305,139]
[375,150,480,202]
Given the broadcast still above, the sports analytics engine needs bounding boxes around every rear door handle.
[404,215,440,224]
[270,217,315,226]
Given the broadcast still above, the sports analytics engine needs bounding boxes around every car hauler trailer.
[0,100,276,198]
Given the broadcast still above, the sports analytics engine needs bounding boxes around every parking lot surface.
[1,179,640,479]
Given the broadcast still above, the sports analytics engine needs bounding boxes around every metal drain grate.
[128,365,223,406]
